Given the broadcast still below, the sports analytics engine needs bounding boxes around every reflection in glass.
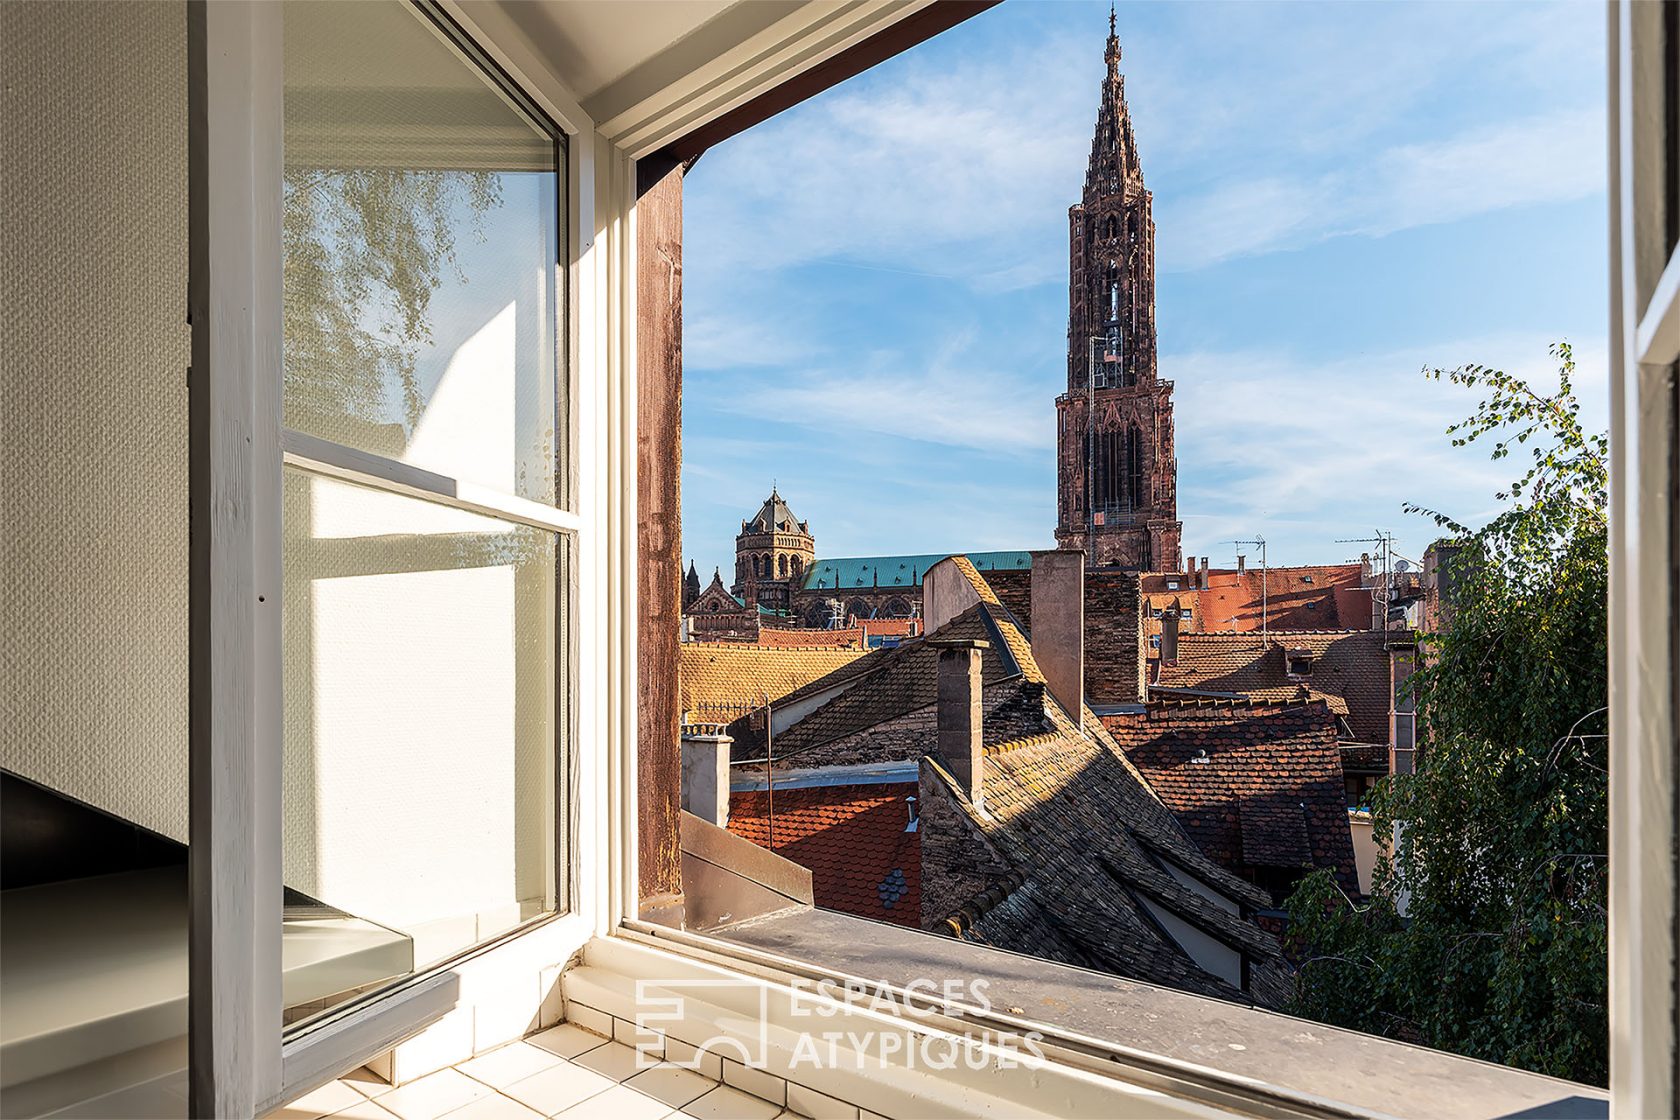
[281,467,559,1017]
[282,0,563,506]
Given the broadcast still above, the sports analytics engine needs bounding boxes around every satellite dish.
[1394,559,1412,573]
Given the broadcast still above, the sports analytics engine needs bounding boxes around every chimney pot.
[1029,550,1085,729]
[681,730,732,828]
[1162,602,1180,665]
[935,641,986,805]
[1237,554,1247,574]
[1200,557,1209,590]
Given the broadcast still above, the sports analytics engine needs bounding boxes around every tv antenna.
[1234,536,1268,643]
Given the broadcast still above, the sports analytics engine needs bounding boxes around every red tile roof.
[859,618,919,638]
[751,626,866,650]
[729,783,921,926]
[1102,701,1359,896]
[1143,565,1370,632]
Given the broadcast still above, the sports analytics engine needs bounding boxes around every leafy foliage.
[283,168,501,443]
[1285,343,1608,1085]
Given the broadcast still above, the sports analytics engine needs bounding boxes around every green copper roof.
[799,551,1034,592]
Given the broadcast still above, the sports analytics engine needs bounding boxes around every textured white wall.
[1,1,190,842]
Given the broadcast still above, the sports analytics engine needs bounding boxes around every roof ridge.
[983,730,1066,757]
[941,872,1027,936]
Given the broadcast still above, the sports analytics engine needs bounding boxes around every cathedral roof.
[800,551,1032,592]
[742,486,808,536]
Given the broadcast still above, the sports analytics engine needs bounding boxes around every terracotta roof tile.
[751,626,866,650]
[1141,565,1369,631]
[728,783,921,927]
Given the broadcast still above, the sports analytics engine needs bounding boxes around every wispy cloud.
[1170,333,1609,561]
[1163,109,1606,269]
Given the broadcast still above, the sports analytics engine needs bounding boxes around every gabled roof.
[1102,700,1360,896]
[686,570,746,613]
[1159,630,1393,744]
[728,782,921,927]
[765,555,1291,1006]
[800,551,1031,592]
[679,643,866,720]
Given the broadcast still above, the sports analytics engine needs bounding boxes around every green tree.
[1285,342,1609,1084]
[283,168,501,446]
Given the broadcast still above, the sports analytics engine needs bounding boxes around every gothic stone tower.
[1054,16,1182,572]
[732,486,815,613]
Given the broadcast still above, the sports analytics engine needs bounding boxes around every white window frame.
[1607,1,1679,1116]
[187,1,637,1113]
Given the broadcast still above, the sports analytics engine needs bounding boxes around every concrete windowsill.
[690,907,1605,1120]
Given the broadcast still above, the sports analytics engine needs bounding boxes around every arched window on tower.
[791,556,804,578]
[751,554,762,578]
[778,554,788,578]
[1128,212,1138,242]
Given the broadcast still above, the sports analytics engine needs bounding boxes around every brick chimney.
[1200,556,1209,590]
[934,639,987,806]
[1236,554,1246,575]
[681,729,732,828]
[1161,602,1180,665]
[1029,549,1085,729]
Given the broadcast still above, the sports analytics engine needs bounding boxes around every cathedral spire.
[1087,10,1141,194]
[1106,4,1119,76]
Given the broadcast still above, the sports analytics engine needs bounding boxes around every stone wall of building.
[1086,570,1144,706]
[917,760,1014,932]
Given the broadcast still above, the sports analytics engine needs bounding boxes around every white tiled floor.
[274,1023,809,1120]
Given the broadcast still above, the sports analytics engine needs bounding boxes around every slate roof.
[1101,700,1360,896]
[742,486,807,535]
[728,782,921,927]
[780,556,1294,1006]
[678,644,866,720]
[1158,630,1393,743]
[800,551,1032,593]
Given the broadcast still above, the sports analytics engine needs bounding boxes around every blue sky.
[679,0,1608,578]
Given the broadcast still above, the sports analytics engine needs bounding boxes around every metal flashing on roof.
[730,759,921,792]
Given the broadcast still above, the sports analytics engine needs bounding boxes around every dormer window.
[1286,649,1313,678]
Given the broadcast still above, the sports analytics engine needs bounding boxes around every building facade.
[1054,19,1181,571]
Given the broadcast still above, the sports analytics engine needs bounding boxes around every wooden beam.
[649,1,1001,167]
[635,159,685,911]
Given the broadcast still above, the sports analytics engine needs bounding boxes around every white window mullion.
[186,0,285,1115]
[280,428,583,535]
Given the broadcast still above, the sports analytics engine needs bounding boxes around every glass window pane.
[281,467,563,1023]
[282,0,564,507]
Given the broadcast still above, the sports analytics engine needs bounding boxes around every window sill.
[622,909,1605,1120]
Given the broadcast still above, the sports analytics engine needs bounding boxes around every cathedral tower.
[732,486,815,613]
[1054,14,1181,571]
